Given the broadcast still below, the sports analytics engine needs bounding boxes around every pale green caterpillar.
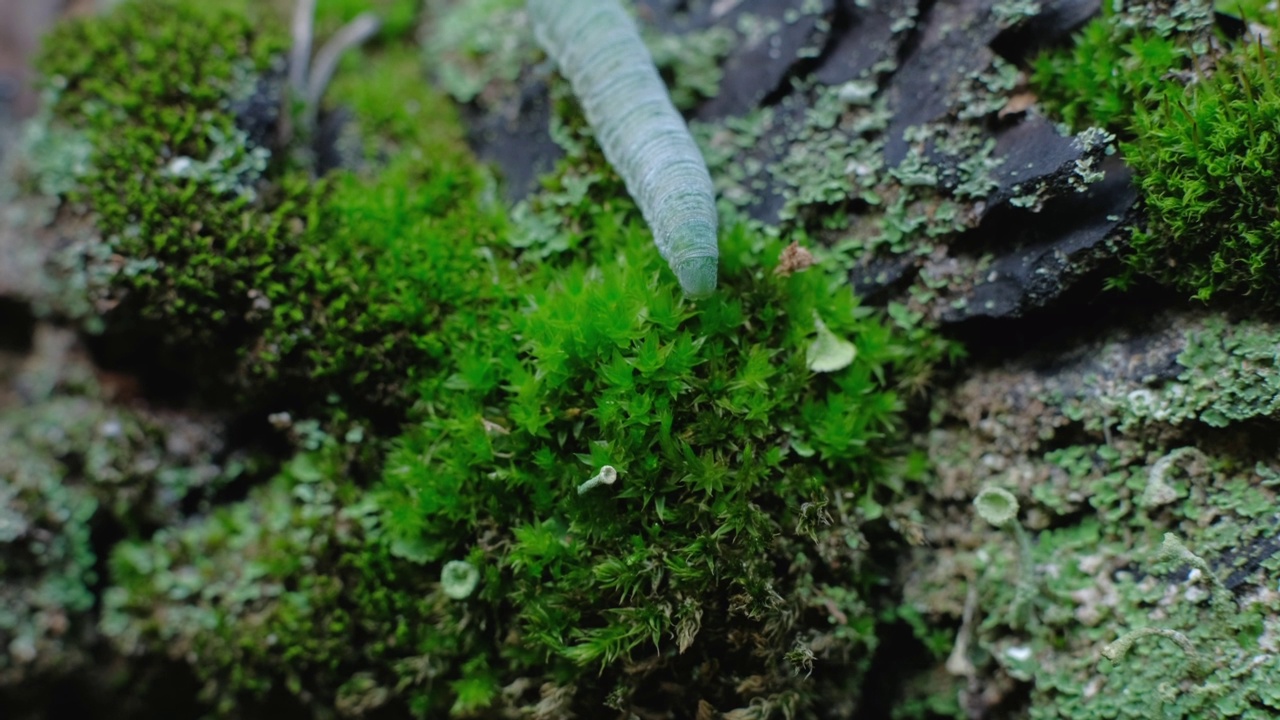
[528,0,719,297]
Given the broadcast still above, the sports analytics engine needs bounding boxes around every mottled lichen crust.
[528,0,719,297]
[0,326,232,701]
[895,310,1280,718]
[427,0,531,104]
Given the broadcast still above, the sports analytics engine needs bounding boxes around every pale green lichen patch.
[103,441,378,715]
[425,0,531,104]
[690,65,1025,325]
[425,0,734,112]
[894,309,1280,717]
[14,101,93,199]
[158,125,270,201]
[644,24,736,111]
[0,326,236,690]
[1113,316,1280,429]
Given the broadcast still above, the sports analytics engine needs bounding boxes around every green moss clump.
[1030,0,1217,132]
[107,212,952,715]
[1031,0,1280,302]
[376,223,936,712]
[36,0,291,345]
[98,25,956,715]
[1126,42,1280,301]
[243,49,507,412]
[35,0,505,418]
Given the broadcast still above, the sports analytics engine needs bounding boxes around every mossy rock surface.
[100,56,954,711]
[439,0,1134,323]
[23,0,954,716]
[900,307,1280,719]
[5,0,1280,718]
[0,324,238,715]
[1033,0,1280,303]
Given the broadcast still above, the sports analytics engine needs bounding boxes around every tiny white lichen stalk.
[577,465,618,495]
[1101,626,1211,679]
[528,0,719,297]
[974,486,1037,629]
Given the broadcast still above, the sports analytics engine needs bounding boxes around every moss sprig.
[1031,0,1280,303]
[1125,36,1280,301]
[35,1,506,421]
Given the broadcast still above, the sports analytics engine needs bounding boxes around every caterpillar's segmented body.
[528,0,719,297]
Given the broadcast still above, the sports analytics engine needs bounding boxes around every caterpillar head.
[675,255,718,298]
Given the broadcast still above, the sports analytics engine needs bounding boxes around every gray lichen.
[899,309,1280,717]
[0,326,237,689]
